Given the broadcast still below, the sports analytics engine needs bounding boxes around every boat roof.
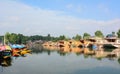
[106,34,117,39]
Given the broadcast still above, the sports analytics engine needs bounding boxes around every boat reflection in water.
[0,45,120,74]
[0,57,12,67]
[0,48,31,69]
[43,45,120,61]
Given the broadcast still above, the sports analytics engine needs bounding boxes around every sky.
[0,0,120,37]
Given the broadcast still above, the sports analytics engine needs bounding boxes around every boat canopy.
[10,44,25,49]
[5,45,12,50]
[0,45,12,51]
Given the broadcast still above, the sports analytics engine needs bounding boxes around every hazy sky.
[0,0,120,37]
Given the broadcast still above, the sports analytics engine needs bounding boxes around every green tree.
[57,35,69,41]
[9,33,19,44]
[112,31,115,36]
[72,34,81,41]
[83,33,91,40]
[17,34,23,44]
[59,35,66,40]
[0,36,3,42]
[0,36,4,44]
[18,34,28,44]
[5,32,11,44]
[22,36,29,44]
[117,29,120,38]
[46,34,51,41]
[95,30,104,38]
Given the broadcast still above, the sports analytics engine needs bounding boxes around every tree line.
[0,29,120,44]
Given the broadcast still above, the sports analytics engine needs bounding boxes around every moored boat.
[0,45,12,59]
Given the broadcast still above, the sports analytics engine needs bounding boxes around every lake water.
[0,48,120,74]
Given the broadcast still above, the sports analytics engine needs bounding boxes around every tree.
[72,34,81,41]
[58,35,69,41]
[5,32,11,44]
[18,34,28,44]
[46,34,51,41]
[117,29,120,38]
[83,33,91,39]
[112,31,115,36]
[0,36,3,42]
[9,33,19,44]
[59,35,66,40]
[95,30,104,38]
[17,34,22,44]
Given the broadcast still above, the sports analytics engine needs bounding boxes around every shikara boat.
[0,45,12,59]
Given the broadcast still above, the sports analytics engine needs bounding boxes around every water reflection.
[42,45,120,63]
[0,46,120,74]
[118,58,120,64]
[0,49,31,69]
[0,57,12,67]
[30,46,120,74]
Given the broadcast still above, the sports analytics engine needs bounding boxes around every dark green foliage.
[72,34,82,41]
[4,32,29,44]
[112,31,115,36]
[83,33,91,39]
[58,35,66,40]
[117,29,120,38]
[95,30,104,38]
[0,36,3,43]
[1,33,70,44]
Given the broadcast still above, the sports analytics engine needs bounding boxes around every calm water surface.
[0,49,120,74]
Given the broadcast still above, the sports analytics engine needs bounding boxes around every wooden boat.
[12,48,21,57]
[12,48,31,57]
[20,48,31,55]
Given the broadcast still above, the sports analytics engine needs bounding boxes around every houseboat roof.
[106,34,117,39]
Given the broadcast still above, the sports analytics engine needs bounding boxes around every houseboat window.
[107,39,116,42]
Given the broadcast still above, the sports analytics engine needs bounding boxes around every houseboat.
[88,34,120,49]
[103,34,120,48]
